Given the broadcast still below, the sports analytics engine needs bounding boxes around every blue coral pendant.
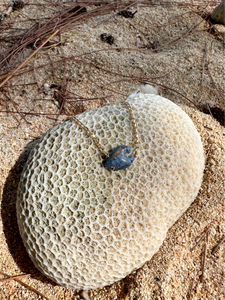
[104,145,134,171]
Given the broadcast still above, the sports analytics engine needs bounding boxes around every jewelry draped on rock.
[72,102,139,171]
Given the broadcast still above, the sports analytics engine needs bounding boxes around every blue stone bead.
[104,145,134,171]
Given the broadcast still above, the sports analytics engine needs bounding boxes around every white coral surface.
[17,89,204,290]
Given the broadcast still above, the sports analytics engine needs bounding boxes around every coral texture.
[17,89,204,290]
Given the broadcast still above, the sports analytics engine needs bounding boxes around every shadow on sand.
[1,139,56,286]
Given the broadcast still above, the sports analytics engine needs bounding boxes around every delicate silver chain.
[72,102,140,158]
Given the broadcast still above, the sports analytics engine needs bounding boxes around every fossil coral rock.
[17,86,204,290]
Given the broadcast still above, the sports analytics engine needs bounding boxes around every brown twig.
[187,278,194,300]
[0,270,50,300]
[201,42,208,88]
[0,1,140,71]
[211,234,225,255]
[0,273,30,282]
[0,29,60,88]
[199,42,214,117]
[199,230,208,283]
[151,19,205,52]
[99,76,200,109]
[0,110,66,117]
[208,64,225,102]
[205,102,214,118]
[68,57,200,109]
[191,224,212,251]
[198,40,225,105]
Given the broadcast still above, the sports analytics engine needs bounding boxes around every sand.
[0,1,224,299]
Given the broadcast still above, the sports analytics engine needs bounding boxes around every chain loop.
[72,102,139,160]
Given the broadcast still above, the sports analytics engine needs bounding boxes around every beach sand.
[0,1,224,299]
